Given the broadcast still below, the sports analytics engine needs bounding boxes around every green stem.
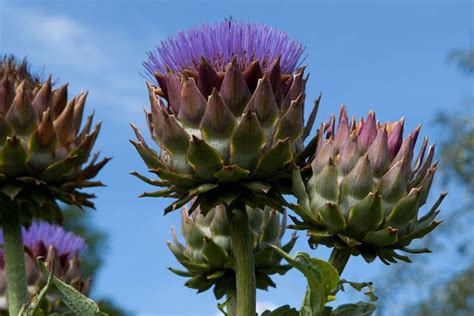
[226,206,256,316]
[3,208,28,316]
[225,286,237,316]
[329,248,351,275]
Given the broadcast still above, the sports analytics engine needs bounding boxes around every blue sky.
[1,1,473,315]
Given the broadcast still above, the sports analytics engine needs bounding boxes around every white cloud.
[1,3,150,120]
[2,4,104,71]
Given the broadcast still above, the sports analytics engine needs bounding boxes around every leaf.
[330,302,377,316]
[268,246,339,315]
[216,296,231,316]
[340,280,378,302]
[260,305,299,316]
[37,259,107,316]
[19,264,54,316]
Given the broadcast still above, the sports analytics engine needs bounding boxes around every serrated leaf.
[340,279,378,302]
[37,259,106,316]
[268,246,339,315]
[260,305,299,316]
[19,263,54,316]
[330,302,376,316]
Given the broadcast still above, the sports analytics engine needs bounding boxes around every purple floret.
[0,221,86,267]
[144,20,305,79]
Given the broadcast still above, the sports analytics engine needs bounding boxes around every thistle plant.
[133,21,318,215]
[168,205,296,312]
[132,20,319,315]
[0,56,109,315]
[0,17,449,316]
[291,107,445,272]
[0,222,89,313]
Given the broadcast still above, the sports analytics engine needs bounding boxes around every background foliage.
[376,47,474,315]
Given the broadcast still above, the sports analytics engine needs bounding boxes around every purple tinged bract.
[144,20,305,78]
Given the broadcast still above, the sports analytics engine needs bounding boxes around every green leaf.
[268,246,339,315]
[19,264,54,316]
[330,302,376,316]
[260,305,299,316]
[340,279,378,302]
[37,259,107,316]
[217,296,231,316]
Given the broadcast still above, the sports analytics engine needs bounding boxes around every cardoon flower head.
[168,205,296,298]
[144,20,305,77]
[0,55,110,225]
[291,107,445,264]
[17,221,86,258]
[133,20,318,214]
[0,222,89,312]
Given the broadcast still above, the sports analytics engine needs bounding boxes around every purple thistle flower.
[0,221,86,269]
[144,20,305,79]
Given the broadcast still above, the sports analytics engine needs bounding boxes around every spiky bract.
[167,205,296,298]
[291,107,445,264]
[133,51,318,214]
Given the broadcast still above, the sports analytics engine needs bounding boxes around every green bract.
[167,205,297,298]
[0,57,110,224]
[291,107,445,264]
[132,58,318,214]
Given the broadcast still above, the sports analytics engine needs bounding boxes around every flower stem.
[3,208,28,316]
[329,248,351,275]
[226,206,256,316]
[225,286,237,316]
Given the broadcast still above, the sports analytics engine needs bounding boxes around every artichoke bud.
[292,106,445,264]
[0,222,90,312]
[168,205,297,298]
[133,21,318,214]
[0,56,110,224]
